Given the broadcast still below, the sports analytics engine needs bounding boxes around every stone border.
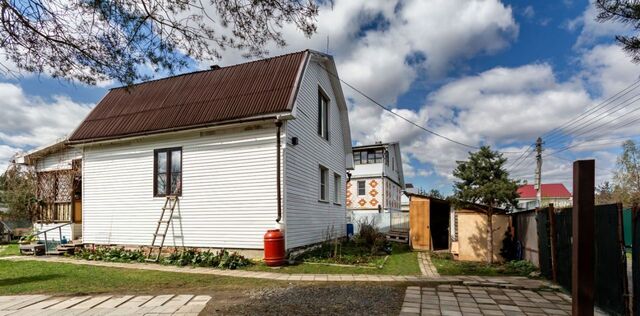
[418,252,440,277]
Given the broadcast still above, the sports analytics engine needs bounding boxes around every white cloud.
[0,83,91,150]
[568,2,629,48]
[523,6,535,19]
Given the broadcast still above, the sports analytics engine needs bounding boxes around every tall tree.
[595,181,616,205]
[613,140,640,206]
[452,146,519,264]
[0,0,318,85]
[596,0,640,62]
[1,163,39,222]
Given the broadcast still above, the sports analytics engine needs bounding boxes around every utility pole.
[535,137,543,208]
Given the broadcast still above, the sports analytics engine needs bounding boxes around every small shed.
[451,204,509,262]
[406,193,450,251]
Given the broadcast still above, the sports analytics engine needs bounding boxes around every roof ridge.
[110,50,310,91]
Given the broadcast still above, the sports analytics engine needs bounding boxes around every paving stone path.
[400,285,609,316]
[0,256,552,289]
[418,252,440,277]
[0,294,210,315]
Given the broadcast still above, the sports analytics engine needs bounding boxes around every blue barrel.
[346,223,354,238]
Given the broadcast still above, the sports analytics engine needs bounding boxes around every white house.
[26,50,353,254]
[346,142,404,232]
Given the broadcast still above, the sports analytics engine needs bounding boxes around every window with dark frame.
[154,148,182,197]
[317,88,329,140]
[319,165,328,201]
[333,173,341,204]
[357,180,366,196]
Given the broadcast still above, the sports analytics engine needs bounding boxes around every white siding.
[284,58,348,249]
[35,147,82,172]
[33,222,80,241]
[82,124,279,249]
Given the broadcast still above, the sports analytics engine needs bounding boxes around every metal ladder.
[146,195,178,262]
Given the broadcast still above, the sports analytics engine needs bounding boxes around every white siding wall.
[35,147,82,172]
[82,125,279,249]
[284,59,348,249]
[33,222,79,241]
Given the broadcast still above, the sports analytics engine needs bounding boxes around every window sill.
[333,203,342,206]
[318,200,330,204]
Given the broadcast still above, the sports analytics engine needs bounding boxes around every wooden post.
[548,203,557,282]
[572,160,595,316]
[633,203,639,316]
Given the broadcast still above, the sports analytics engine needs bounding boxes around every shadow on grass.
[0,274,63,287]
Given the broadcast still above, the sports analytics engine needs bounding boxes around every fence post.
[617,203,631,316]
[548,203,557,282]
[633,203,639,316]
[572,160,595,316]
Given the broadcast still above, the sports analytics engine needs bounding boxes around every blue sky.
[1,0,639,195]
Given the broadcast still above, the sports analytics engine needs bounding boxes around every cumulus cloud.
[0,82,91,151]
[567,2,629,48]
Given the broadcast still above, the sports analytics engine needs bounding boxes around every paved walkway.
[0,256,552,289]
[0,294,210,315]
[419,252,440,277]
[400,285,608,316]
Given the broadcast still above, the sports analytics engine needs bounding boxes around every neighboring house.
[17,140,83,242]
[28,50,352,254]
[346,142,404,214]
[517,183,572,209]
[450,204,509,262]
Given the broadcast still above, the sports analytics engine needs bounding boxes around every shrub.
[75,247,145,263]
[355,218,390,255]
[162,249,252,270]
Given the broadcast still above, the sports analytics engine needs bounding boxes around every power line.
[316,63,482,150]
[542,78,640,143]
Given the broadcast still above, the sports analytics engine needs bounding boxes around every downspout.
[275,120,283,223]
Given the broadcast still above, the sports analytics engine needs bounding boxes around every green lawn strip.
[0,243,19,257]
[244,244,421,275]
[0,260,279,296]
[430,253,537,277]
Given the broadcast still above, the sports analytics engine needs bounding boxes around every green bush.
[75,247,145,263]
[162,249,252,270]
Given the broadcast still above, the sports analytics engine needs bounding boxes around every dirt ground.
[203,283,405,315]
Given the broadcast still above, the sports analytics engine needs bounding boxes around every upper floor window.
[317,89,329,140]
[155,148,182,197]
[353,149,384,164]
[319,165,329,201]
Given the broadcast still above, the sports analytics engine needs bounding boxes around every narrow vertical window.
[333,173,341,204]
[154,148,182,196]
[353,151,361,164]
[319,165,328,201]
[357,180,366,196]
[317,89,329,140]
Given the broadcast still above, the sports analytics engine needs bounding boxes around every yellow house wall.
[456,211,509,262]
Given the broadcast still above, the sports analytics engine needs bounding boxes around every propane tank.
[263,229,285,266]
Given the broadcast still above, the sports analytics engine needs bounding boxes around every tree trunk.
[487,210,493,264]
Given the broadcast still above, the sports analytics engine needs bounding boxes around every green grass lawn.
[0,260,281,295]
[430,253,537,277]
[244,243,420,275]
[0,243,19,257]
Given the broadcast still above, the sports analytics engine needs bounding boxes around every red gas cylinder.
[264,229,285,266]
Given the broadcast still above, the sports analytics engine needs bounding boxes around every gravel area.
[215,284,405,315]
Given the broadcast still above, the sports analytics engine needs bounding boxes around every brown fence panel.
[536,208,552,280]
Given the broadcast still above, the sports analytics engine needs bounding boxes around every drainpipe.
[275,120,283,224]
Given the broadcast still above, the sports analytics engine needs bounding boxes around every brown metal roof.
[69,51,310,143]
